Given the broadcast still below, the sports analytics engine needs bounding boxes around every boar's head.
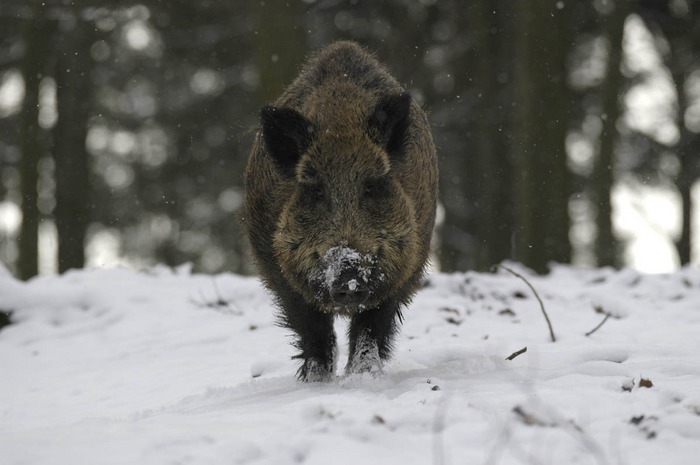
[261,87,421,313]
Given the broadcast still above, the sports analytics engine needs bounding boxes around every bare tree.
[513,0,573,273]
[18,1,51,279]
[53,12,94,272]
[593,0,632,267]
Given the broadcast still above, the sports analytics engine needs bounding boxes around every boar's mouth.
[310,245,384,312]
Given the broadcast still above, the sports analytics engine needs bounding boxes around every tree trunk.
[18,2,50,280]
[676,171,692,265]
[53,15,93,272]
[637,2,698,266]
[513,0,572,273]
[437,2,516,272]
[473,1,514,271]
[669,26,695,266]
[248,1,307,106]
[593,0,631,268]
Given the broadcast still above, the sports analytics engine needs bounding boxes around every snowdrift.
[1,263,699,464]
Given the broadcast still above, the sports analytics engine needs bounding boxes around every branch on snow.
[494,264,557,343]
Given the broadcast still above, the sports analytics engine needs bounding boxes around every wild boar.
[243,41,438,381]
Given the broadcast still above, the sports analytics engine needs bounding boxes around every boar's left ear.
[369,92,411,160]
[261,106,314,176]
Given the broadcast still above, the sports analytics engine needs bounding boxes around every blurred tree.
[248,0,307,105]
[436,1,516,272]
[652,1,700,265]
[53,11,94,272]
[471,1,515,271]
[0,4,24,275]
[513,0,572,273]
[434,3,480,273]
[18,1,51,279]
[635,0,700,266]
[1,0,698,277]
[152,2,258,273]
[593,0,632,267]
[81,2,258,274]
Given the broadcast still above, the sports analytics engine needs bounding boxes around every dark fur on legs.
[278,291,337,382]
[345,300,402,375]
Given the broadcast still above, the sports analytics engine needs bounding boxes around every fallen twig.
[495,264,557,342]
[585,314,610,337]
[505,346,528,361]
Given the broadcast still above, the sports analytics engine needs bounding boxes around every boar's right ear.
[260,106,314,176]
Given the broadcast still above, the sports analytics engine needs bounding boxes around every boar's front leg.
[345,300,401,375]
[280,293,337,382]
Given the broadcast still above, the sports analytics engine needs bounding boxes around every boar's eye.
[302,183,325,205]
[363,178,387,199]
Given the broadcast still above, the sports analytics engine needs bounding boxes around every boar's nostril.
[331,286,370,306]
[330,272,370,306]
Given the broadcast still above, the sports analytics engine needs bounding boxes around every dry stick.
[505,346,528,361]
[495,265,557,342]
[585,314,611,337]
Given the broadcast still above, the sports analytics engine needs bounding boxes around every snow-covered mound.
[1,263,699,464]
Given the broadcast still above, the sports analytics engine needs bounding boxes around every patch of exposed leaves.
[638,377,654,389]
[621,377,654,392]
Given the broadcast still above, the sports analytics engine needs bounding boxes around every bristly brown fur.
[243,41,438,381]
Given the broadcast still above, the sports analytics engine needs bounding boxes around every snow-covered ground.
[1,263,699,464]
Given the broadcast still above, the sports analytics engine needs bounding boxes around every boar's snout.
[315,245,378,310]
[330,268,370,306]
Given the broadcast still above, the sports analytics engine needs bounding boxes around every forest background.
[0,0,698,280]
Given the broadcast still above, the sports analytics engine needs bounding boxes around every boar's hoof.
[345,331,382,376]
[298,357,335,383]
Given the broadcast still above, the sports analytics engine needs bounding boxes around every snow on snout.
[316,246,375,291]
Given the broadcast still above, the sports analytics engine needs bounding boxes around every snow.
[1,262,700,464]
[315,245,377,292]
